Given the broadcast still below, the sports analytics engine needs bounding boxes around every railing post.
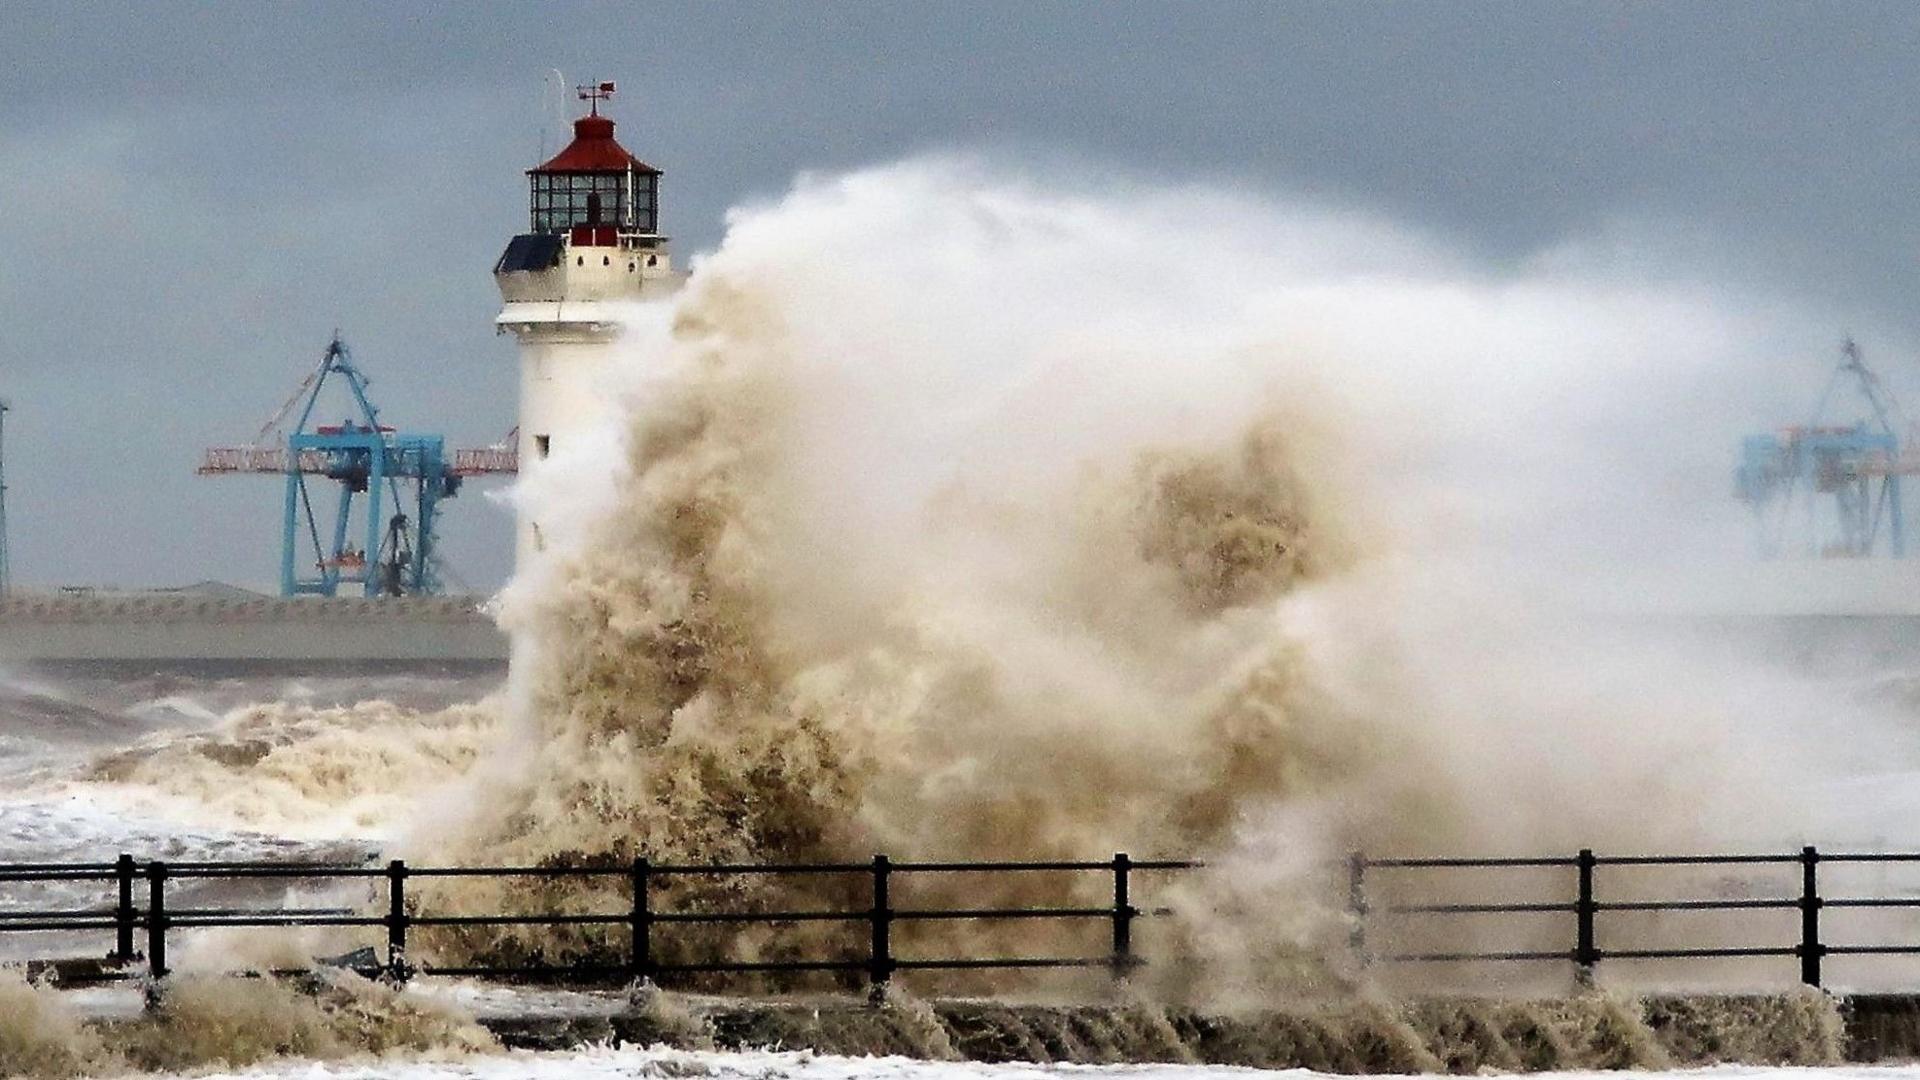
[1110,853,1134,982]
[114,853,136,963]
[1575,848,1598,986]
[1347,851,1369,969]
[630,856,653,984]
[146,861,167,981]
[868,854,893,997]
[1800,845,1823,988]
[385,859,409,984]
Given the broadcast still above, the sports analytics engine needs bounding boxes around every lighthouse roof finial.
[530,81,659,175]
[577,81,616,117]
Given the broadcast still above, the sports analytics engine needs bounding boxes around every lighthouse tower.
[494,82,684,561]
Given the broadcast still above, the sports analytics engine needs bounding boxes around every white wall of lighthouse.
[493,90,684,567]
[510,328,616,560]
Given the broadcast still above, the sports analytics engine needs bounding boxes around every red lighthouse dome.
[533,114,657,174]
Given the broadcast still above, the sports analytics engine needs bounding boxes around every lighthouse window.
[535,435,551,459]
[529,170,660,234]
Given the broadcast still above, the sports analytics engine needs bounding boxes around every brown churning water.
[48,160,1920,1011]
[391,160,1920,994]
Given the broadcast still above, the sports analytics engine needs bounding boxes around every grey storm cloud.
[2,2,1918,590]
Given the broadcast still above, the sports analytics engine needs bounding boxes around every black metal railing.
[1349,846,1920,988]
[19,847,1920,992]
[0,853,1193,988]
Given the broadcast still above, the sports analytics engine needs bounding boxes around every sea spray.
[46,158,1920,997]
[119,971,496,1071]
[1640,989,1844,1065]
[77,699,498,839]
[911,994,1839,1071]
[0,980,1842,1074]
[0,971,105,1078]
[0,970,494,1078]
[403,159,1906,990]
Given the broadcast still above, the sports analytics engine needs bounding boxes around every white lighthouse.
[494,83,684,562]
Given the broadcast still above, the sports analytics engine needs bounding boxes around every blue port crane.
[1735,338,1918,558]
[199,335,517,597]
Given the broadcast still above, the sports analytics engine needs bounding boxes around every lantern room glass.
[529,172,658,234]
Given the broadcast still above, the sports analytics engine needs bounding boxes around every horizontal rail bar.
[167,916,385,928]
[0,906,1190,930]
[1593,855,1802,867]
[164,860,376,871]
[1365,857,1577,869]
[22,853,1920,876]
[1602,947,1798,959]
[890,860,1199,872]
[653,864,871,876]
[0,914,140,926]
[893,907,1114,921]
[421,960,874,977]
[1360,851,1920,869]
[166,866,385,879]
[894,956,1116,970]
[401,866,632,879]
[410,859,1200,877]
[63,859,1208,878]
[1595,899,1799,911]
[0,871,118,882]
[182,907,359,917]
[1825,945,1920,955]
[1379,946,1799,964]
[408,914,629,928]
[0,906,354,923]
[1385,902,1577,914]
[1825,898,1920,908]
[1380,950,1571,962]
[0,916,118,924]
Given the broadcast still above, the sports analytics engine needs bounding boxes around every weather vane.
[577,81,617,116]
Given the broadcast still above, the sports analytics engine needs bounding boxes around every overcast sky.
[3,3,1920,591]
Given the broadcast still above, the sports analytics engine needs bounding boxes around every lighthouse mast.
[493,81,684,563]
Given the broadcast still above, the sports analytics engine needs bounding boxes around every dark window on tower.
[535,435,551,459]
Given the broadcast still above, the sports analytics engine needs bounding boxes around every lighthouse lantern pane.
[529,171,660,235]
